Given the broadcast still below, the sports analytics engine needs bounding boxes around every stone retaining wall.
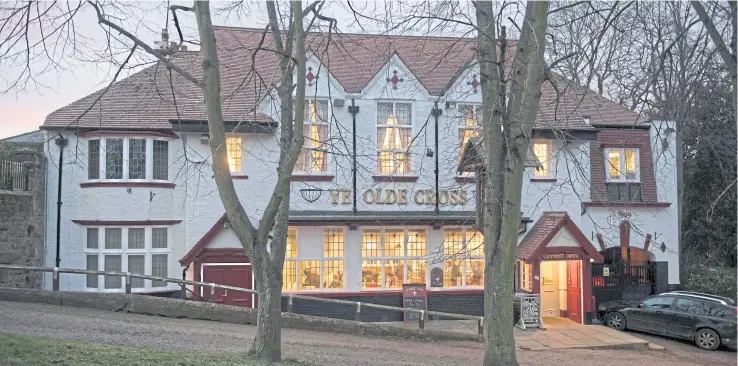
[0,288,482,342]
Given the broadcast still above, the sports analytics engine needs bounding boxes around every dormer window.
[377,102,412,174]
[457,104,481,166]
[605,148,639,182]
[297,99,329,172]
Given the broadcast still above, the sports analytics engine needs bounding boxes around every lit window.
[297,100,329,172]
[361,229,427,289]
[443,229,484,287]
[605,148,639,182]
[520,261,532,291]
[84,226,170,291]
[323,228,344,258]
[226,136,242,173]
[458,104,481,167]
[283,228,298,291]
[377,102,412,174]
[533,140,551,177]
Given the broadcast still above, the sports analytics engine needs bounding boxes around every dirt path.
[0,301,732,366]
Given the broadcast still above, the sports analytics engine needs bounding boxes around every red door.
[566,261,582,323]
[202,265,254,308]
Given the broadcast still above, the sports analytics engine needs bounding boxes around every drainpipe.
[53,135,67,291]
[348,99,360,213]
[431,102,443,214]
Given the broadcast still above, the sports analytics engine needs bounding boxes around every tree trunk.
[477,1,549,365]
[249,258,283,362]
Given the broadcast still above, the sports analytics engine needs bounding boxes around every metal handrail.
[0,264,484,334]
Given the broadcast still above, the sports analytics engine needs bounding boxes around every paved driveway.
[0,301,734,366]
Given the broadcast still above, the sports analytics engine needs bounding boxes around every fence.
[0,159,29,191]
[0,264,484,334]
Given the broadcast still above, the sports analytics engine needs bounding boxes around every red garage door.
[202,264,255,308]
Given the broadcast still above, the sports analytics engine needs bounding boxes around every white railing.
[0,264,484,334]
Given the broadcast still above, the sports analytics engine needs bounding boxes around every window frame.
[225,135,244,174]
[442,228,484,288]
[457,104,482,177]
[86,137,171,183]
[376,101,413,175]
[360,228,428,290]
[532,139,552,178]
[520,261,533,292]
[83,225,171,293]
[296,99,331,173]
[604,147,640,183]
[284,227,346,293]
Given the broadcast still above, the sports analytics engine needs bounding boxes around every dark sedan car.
[597,292,737,351]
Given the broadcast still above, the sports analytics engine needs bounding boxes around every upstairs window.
[377,102,412,174]
[106,139,123,179]
[297,100,329,172]
[226,136,242,173]
[87,137,169,181]
[533,140,552,178]
[605,148,639,182]
[458,104,481,166]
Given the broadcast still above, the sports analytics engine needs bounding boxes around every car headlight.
[598,306,606,311]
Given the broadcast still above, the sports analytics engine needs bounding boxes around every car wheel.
[605,312,626,331]
[695,328,720,351]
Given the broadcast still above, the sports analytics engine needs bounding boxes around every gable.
[546,226,578,247]
[362,53,430,100]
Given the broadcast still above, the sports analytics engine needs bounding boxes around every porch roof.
[516,212,604,262]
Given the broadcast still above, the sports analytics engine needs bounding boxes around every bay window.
[533,140,552,177]
[377,102,412,174]
[361,229,427,289]
[86,137,169,181]
[605,148,639,182]
[226,136,242,173]
[458,104,481,165]
[443,229,484,287]
[297,100,329,172]
[85,226,171,291]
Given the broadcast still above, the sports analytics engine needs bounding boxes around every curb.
[0,288,482,343]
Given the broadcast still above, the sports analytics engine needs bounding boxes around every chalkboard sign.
[402,283,427,322]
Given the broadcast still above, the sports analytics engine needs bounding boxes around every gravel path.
[0,301,733,366]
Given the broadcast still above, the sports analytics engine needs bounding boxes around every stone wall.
[0,141,45,288]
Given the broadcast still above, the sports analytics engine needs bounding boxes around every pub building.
[40,28,680,325]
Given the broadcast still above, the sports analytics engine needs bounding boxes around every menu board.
[402,283,427,322]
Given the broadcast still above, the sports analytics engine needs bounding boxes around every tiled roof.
[44,27,643,131]
[516,212,604,262]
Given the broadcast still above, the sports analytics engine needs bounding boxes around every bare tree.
[474,1,550,364]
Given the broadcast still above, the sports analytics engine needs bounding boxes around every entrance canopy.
[516,212,604,263]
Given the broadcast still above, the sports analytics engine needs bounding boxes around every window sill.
[582,202,671,208]
[372,175,419,183]
[80,181,176,189]
[455,176,476,184]
[72,219,182,225]
[230,175,249,180]
[530,178,557,183]
[291,175,335,182]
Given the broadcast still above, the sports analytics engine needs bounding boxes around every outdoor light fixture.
[200,134,209,145]
[426,148,434,158]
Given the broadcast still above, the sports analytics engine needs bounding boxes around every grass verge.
[0,333,305,366]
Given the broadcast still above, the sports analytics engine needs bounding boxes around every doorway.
[539,260,583,323]
[201,263,255,308]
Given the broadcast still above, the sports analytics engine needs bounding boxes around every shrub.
[682,262,737,302]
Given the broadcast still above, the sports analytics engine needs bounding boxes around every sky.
[0,1,498,139]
